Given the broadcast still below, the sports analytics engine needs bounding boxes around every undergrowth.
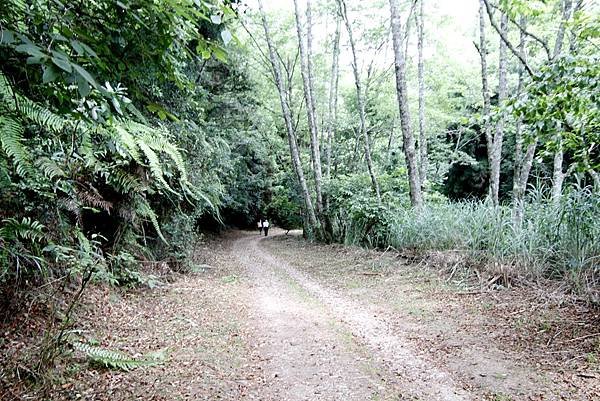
[330,183,600,301]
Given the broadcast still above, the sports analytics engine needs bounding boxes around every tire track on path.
[235,230,472,401]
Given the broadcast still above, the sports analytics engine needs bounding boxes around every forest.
[1,0,599,399]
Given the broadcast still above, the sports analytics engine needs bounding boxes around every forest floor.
[6,229,600,400]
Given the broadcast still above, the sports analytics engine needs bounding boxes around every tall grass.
[332,185,600,296]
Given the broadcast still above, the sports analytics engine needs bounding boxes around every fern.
[73,342,166,371]
[36,157,66,179]
[106,168,145,193]
[0,115,32,176]
[76,186,113,212]
[0,217,45,242]
[136,139,176,195]
[0,72,72,133]
[113,124,142,163]
[135,196,168,244]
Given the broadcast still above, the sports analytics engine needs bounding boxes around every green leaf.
[77,75,91,97]
[79,42,98,58]
[71,40,85,56]
[212,46,227,63]
[15,43,45,58]
[26,56,46,65]
[42,65,60,83]
[0,29,15,44]
[72,64,98,88]
[51,56,73,73]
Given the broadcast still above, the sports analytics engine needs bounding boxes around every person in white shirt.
[257,219,263,234]
[262,219,270,236]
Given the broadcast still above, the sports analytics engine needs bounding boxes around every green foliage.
[514,55,600,175]
[267,184,303,232]
[73,342,166,371]
[327,182,599,296]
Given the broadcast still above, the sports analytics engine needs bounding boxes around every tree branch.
[490,3,551,60]
[482,0,534,76]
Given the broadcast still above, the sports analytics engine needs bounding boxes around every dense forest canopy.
[0,0,599,393]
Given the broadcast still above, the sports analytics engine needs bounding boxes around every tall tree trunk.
[337,0,381,203]
[258,0,318,234]
[477,0,494,181]
[512,17,536,227]
[293,0,324,220]
[416,0,427,190]
[551,0,573,204]
[325,17,341,192]
[389,0,423,208]
[489,11,508,207]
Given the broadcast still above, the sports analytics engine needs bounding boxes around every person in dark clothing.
[263,219,270,236]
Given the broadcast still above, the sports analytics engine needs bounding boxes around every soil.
[3,229,599,400]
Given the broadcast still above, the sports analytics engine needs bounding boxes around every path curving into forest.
[235,230,471,400]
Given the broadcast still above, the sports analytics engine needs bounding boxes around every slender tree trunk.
[512,17,536,226]
[387,119,396,165]
[293,0,324,220]
[569,0,584,52]
[553,0,572,60]
[488,12,508,207]
[477,0,494,175]
[258,0,318,233]
[551,0,573,204]
[337,0,381,203]
[325,17,341,191]
[416,0,427,190]
[389,0,423,208]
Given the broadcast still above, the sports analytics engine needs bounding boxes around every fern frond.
[36,157,66,179]
[0,217,45,243]
[73,342,166,371]
[137,140,177,195]
[135,196,167,244]
[0,115,32,177]
[113,124,142,163]
[106,168,144,193]
[0,72,71,133]
[76,186,112,212]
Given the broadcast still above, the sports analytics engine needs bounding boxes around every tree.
[416,0,428,191]
[325,15,342,207]
[389,0,423,208]
[293,0,325,221]
[257,0,319,235]
[337,0,381,203]
[511,17,537,226]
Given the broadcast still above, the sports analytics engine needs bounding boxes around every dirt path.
[45,229,598,401]
[237,231,470,400]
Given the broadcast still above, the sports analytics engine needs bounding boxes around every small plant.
[73,342,167,371]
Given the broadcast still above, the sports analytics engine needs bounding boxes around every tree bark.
[337,0,381,203]
[325,17,341,186]
[512,17,536,226]
[416,0,427,190]
[489,11,508,207]
[258,0,318,234]
[293,0,324,219]
[389,0,423,208]
[551,0,574,204]
[477,0,494,171]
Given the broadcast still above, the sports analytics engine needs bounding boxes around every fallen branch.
[562,332,600,344]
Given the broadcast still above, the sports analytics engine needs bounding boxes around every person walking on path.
[263,219,270,236]
[257,219,263,234]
